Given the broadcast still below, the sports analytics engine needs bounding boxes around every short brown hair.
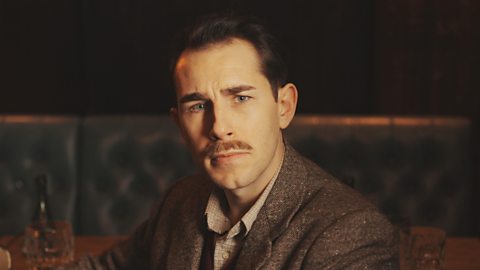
[171,13,288,100]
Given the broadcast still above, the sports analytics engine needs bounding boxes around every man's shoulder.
[285,145,382,221]
[255,146,398,269]
[297,157,399,269]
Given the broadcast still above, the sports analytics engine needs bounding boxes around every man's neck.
[224,192,257,225]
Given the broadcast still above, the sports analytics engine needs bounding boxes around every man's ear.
[277,83,298,129]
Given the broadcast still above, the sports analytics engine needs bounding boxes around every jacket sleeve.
[303,209,399,270]
[58,178,198,270]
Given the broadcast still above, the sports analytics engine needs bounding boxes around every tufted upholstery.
[0,115,474,236]
[0,116,78,235]
[284,116,473,236]
[78,116,194,234]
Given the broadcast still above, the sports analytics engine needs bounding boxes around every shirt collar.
[205,147,285,238]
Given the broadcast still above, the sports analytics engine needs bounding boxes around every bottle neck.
[33,175,55,229]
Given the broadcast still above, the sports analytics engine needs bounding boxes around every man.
[69,14,398,269]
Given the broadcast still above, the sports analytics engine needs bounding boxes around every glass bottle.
[31,174,55,231]
[24,175,75,268]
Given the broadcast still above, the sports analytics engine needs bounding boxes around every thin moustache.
[204,140,253,157]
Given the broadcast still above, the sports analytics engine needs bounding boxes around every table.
[443,238,480,270]
[1,236,479,269]
[0,235,127,270]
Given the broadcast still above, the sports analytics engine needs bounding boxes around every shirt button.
[222,253,229,259]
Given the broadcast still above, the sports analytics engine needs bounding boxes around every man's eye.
[235,96,250,103]
[189,103,206,112]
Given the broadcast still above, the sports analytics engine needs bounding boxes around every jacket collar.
[164,177,212,269]
[235,143,315,269]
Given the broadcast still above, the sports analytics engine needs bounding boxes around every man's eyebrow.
[222,85,256,95]
[178,85,255,104]
[179,92,208,104]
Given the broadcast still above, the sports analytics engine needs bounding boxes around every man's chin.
[204,169,242,189]
[214,181,238,191]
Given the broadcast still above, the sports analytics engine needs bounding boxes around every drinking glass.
[0,247,11,270]
[23,221,74,269]
[402,226,446,270]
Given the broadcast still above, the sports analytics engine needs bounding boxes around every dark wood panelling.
[0,0,85,113]
[374,0,479,117]
[1,0,478,116]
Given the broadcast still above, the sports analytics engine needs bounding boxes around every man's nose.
[208,104,233,141]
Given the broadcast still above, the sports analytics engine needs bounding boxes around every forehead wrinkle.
[180,81,222,103]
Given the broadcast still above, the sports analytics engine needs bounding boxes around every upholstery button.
[14,180,24,191]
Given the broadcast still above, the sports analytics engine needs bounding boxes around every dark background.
[1,0,479,227]
[0,0,478,116]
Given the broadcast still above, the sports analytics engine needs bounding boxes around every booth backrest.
[0,115,474,236]
[285,116,473,235]
[78,116,194,234]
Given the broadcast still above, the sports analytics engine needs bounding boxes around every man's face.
[172,38,295,197]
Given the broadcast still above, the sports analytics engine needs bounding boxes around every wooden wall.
[1,0,478,116]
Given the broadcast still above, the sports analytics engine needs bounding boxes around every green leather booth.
[0,116,78,235]
[0,115,474,236]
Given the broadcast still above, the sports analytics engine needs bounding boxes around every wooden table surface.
[1,236,479,269]
[0,235,127,270]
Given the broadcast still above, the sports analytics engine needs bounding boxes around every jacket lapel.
[169,220,205,269]
[234,213,272,269]
[164,177,212,269]
[235,144,311,269]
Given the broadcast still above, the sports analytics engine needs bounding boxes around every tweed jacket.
[71,144,398,269]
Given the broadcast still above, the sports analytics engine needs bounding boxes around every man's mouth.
[210,151,250,164]
[203,140,253,157]
[202,140,253,166]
